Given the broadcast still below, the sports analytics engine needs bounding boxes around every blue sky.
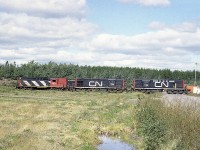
[0,0,200,70]
[87,0,200,35]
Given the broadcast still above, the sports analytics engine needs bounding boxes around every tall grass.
[135,94,200,150]
[0,86,139,150]
[0,79,17,87]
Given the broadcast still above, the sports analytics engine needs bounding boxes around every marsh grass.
[0,86,139,150]
[135,94,200,150]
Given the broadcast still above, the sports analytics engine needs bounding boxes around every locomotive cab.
[50,78,67,89]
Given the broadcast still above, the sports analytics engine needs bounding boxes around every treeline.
[0,61,199,86]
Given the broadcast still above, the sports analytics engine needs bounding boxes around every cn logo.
[154,81,169,88]
[89,81,103,87]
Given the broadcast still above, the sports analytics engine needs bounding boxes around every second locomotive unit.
[73,78,126,91]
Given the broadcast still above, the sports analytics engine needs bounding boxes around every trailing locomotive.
[17,77,67,90]
[73,78,126,91]
[132,79,188,94]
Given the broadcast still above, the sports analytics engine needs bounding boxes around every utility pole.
[194,62,197,86]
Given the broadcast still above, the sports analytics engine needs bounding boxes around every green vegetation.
[135,94,200,150]
[0,61,199,87]
[1,84,199,150]
[0,86,140,150]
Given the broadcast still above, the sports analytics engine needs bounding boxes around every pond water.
[98,136,136,150]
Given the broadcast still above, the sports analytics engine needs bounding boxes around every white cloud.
[79,22,200,70]
[0,0,200,71]
[149,21,166,30]
[149,21,198,32]
[1,20,200,70]
[85,28,199,56]
[0,0,86,17]
[0,13,98,49]
[118,0,170,6]
[0,0,99,65]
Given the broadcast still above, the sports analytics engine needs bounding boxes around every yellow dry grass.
[0,86,139,150]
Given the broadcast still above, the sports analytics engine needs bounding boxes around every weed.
[136,99,167,150]
[135,94,200,150]
[80,143,94,150]
[0,134,20,150]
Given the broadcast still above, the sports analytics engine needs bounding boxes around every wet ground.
[98,136,136,150]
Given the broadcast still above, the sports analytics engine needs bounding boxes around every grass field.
[1,84,199,150]
[0,86,140,150]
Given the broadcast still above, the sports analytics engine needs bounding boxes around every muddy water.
[98,136,136,150]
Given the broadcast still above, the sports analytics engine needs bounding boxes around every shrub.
[135,94,200,150]
[135,99,167,150]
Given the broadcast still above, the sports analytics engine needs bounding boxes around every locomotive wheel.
[184,90,188,94]
[167,90,172,94]
[119,90,123,93]
[142,90,146,93]
[172,91,177,94]
[178,91,183,94]
[145,90,151,94]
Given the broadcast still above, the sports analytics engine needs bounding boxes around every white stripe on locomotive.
[40,81,47,86]
[32,81,40,86]
[23,80,31,86]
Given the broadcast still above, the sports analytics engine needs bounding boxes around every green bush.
[136,99,167,150]
[135,95,200,150]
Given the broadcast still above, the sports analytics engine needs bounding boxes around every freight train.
[16,77,188,94]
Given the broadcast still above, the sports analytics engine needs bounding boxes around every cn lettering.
[154,81,169,87]
[89,81,103,87]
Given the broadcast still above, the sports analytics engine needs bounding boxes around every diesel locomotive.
[132,79,187,94]
[73,78,126,91]
[17,77,67,90]
[16,77,188,94]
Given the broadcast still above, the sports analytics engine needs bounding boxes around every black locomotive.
[132,79,187,94]
[73,78,126,91]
